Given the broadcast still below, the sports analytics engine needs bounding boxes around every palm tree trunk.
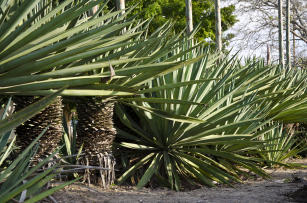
[278,0,285,67]
[185,0,193,35]
[286,0,291,68]
[14,96,63,163]
[75,4,117,188]
[215,0,222,52]
[76,98,116,188]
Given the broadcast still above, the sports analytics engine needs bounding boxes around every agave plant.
[258,123,306,167]
[115,37,307,189]
[2,0,305,191]
[254,66,307,124]
[0,0,137,164]
[0,0,206,187]
[115,48,272,190]
[0,91,77,203]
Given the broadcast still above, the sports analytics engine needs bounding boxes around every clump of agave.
[1,0,307,195]
[258,123,306,167]
[0,0,207,188]
[115,42,307,190]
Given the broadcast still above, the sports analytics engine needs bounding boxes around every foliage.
[297,124,307,157]
[115,47,265,190]
[0,0,202,99]
[107,0,237,43]
[0,0,205,200]
[114,35,307,189]
[258,123,306,167]
[0,92,77,203]
[0,0,216,195]
[61,115,79,163]
[1,0,306,195]
[256,65,307,124]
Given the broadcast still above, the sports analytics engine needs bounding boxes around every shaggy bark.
[76,98,116,188]
[13,96,63,163]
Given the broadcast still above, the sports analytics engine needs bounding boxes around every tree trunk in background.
[278,0,285,67]
[215,0,222,52]
[92,5,99,14]
[116,0,126,32]
[286,0,291,68]
[293,25,296,66]
[116,0,125,15]
[267,44,271,65]
[185,0,193,35]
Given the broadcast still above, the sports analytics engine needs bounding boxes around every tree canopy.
[107,0,237,44]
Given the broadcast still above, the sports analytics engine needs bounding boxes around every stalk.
[185,0,193,35]
[278,0,285,67]
[215,0,222,52]
[286,0,291,68]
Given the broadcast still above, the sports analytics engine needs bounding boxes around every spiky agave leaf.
[258,123,306,166]
[0,0,200,96]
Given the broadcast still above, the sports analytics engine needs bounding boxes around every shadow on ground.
[47,159,307,203]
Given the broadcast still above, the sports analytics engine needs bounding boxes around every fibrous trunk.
[76,97,116,188]
[13,96,63,163]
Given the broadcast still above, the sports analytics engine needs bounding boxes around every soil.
[48,159,307,203]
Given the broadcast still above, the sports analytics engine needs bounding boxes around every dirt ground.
[49,159,307,203]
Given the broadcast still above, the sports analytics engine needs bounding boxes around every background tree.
[286,0,291,68]
[185,0,193,34]
[278,0,285,66]
[227,0,306,67]
[116,0,125,15]
[215,0,222,51]
[107,0,237,46]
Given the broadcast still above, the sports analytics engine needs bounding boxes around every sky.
[221,0,307,62]
[221,0,266,58]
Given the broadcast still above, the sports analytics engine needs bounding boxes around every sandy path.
[49,159,307,203]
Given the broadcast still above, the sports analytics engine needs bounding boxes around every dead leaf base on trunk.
[78,152,116,188]
[13,96,63,163]
[76,98,116,188]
